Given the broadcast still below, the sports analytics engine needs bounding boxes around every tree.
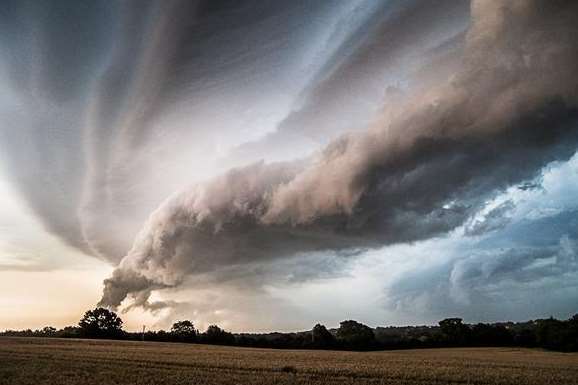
[536,317,567,351]
[567,314,578,351]
[202,325,235,345]
[470,323,512,346]
[311,324,335,348]
[439,318,470,346]
[513,327,536,347]
[41,326,57,337]
[78,308,124,339]
[60,326,81,338]
[170,320,197,342]
[336,320,375,349]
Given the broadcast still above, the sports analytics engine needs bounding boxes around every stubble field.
[1,337,577,385]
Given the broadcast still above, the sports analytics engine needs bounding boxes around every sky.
[0,0,577,332]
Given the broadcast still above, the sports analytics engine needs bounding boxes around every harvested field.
[1,338,577,385]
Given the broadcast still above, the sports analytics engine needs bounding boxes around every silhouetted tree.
[41,326,57,336]
[60,326,81,338]
[439,318,470,346]
[311,324,335,348]
[78,308,123,339]
[5,309,578,352]
[470,323,512,346]
[336,320,375,350]
[512,327,536,347]
[567,314,578,351]
[202,325,235,345]
[170,320,197,342]
[536,316,578,352]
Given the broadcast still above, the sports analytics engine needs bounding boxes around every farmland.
[1,337,577,385]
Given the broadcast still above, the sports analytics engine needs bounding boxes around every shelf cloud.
[98,0,578,309]
[0,0,576,323]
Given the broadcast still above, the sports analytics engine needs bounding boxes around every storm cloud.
[99,0,578,309]
[0,0,576,323]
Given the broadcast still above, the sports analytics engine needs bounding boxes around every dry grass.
[1,337,577,385]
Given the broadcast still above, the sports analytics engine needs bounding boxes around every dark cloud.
[99,0,578,309]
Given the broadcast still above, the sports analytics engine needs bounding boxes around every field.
[1,338,577,385]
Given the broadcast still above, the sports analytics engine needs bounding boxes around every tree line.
[2,308,577,352]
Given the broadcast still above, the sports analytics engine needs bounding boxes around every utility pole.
[142,325,146,342]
